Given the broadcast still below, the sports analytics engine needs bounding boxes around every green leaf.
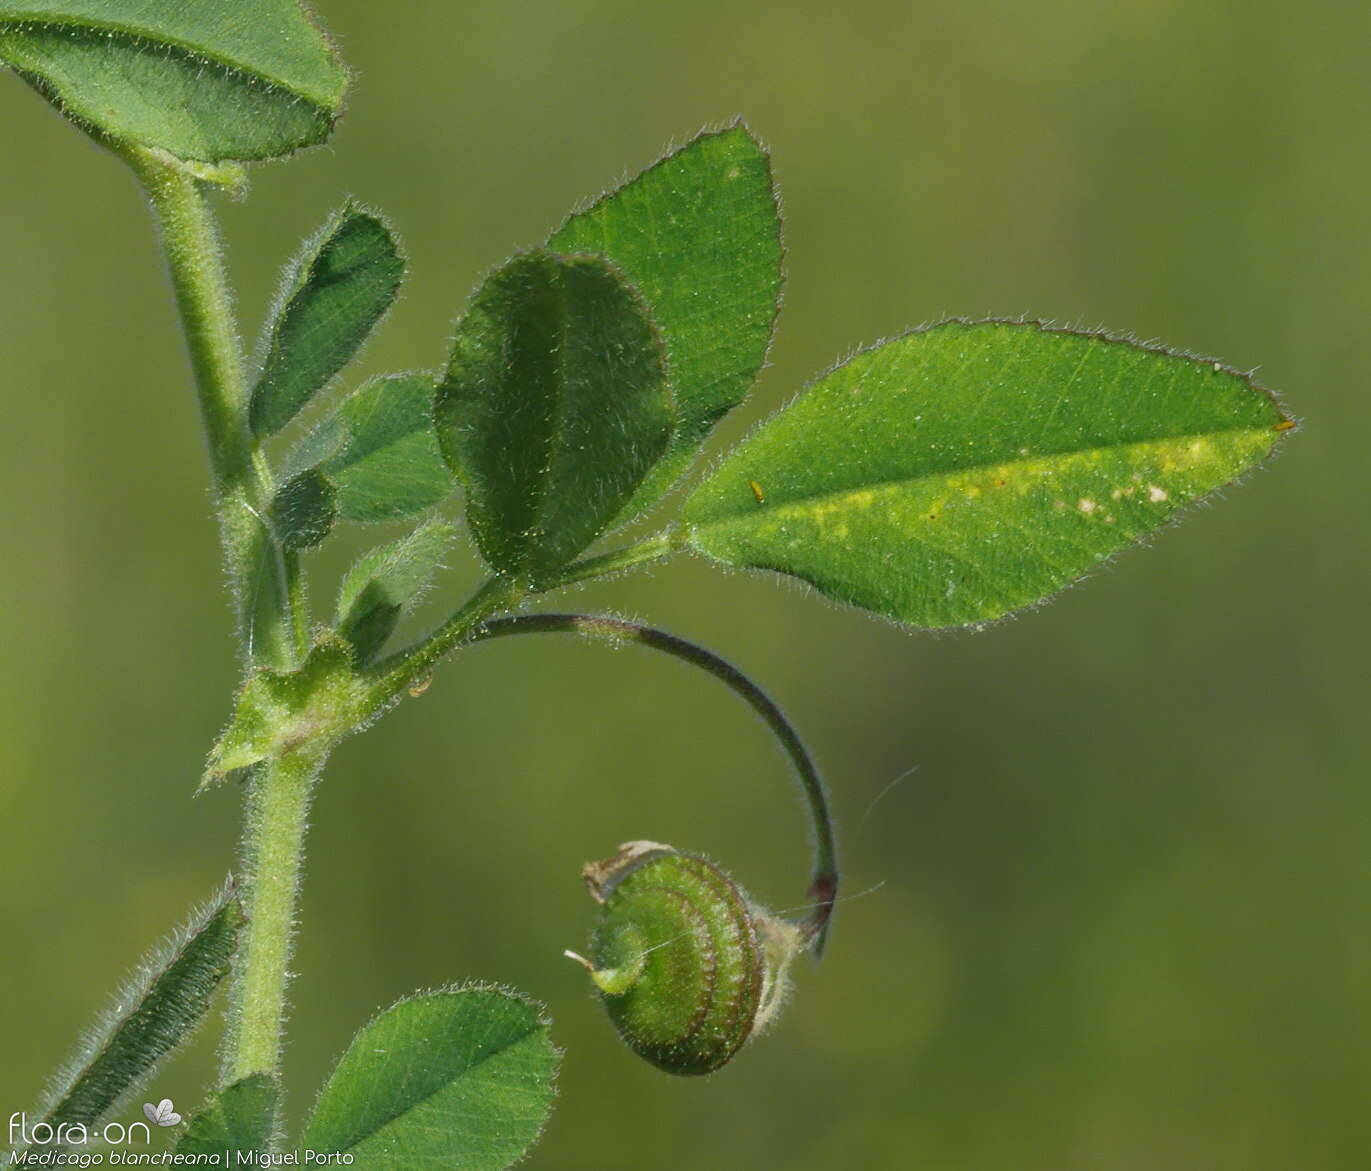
[549,122,783,520]
[289,374,455,523]
[301,985,559,1170]
[685,320,1292,629]
[435,250,672,582]
[32,882,241,1134]
[270,469,336,551]
[176,1075,277,1159]
[251,205,405,437]
[0,0,346,163]
[336,519,456,665]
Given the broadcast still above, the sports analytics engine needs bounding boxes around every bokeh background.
[2,1,1366,1167]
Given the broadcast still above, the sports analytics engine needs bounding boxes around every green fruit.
[570,842,802,1076]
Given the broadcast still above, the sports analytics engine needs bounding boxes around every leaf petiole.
[531,527,687,591]
[362,528,687,710]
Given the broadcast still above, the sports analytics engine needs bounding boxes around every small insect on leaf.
[1274,419,1296,432]
[749,479,766,504]
[685,320,1291,629]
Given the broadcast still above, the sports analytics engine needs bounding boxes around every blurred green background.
[2,0,1366,1167]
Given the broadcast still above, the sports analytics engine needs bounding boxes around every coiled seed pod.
[568,841,802,1076]
[469,613,838,1074]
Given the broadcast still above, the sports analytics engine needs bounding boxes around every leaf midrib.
[0,14,339,106]
[691,422,1272,529]
[315,1024,544,1154]
[332,401,431,476]
[525,262,574,575]
[255,208,349,409]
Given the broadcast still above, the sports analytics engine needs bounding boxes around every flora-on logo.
[142,1098,181,1127]
[7,1110,152,1148]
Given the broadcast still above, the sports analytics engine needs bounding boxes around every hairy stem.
[123,150,251,497]
[223,749,325,1082]
[366,577,525,703]
[362,529,685,712]
[471,613,840,951]
[125,147,306,668]
[125,148,313,1097]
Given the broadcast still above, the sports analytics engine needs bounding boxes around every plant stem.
[533,528,685,591]
[123,150,252,498]
[367,577,524,702]
[223,748,326,1081]
[125,147,307,668]
[363,529,687,710]
[125,148,314,1092]
[470,614,840,951]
